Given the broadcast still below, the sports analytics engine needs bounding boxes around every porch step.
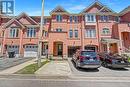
[51,57,68,61]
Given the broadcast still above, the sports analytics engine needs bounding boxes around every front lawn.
[15,60,49,74]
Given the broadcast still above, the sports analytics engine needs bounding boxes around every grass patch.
[15,60,49,74]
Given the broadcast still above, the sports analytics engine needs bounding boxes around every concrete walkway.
[0,59,45,75]
[35,61,71,76]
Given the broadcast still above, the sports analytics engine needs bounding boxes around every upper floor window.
[74,16,78,23]
[69,29,73,38]
[43,18,47,24]
[74,30,78,38]
[9,28,18,38]
[85,29,96,38]
[115,16,120,22]
[100,15,109,22]
[27,27,36,38]
[56,28,62,32]
[56,15,62,22]
[69,16,73,23]
[42,30,48,37]
[85,14,96,22]
[102,28,110,35]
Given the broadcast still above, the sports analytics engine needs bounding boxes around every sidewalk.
[35,60,71,76]
[0,58,42,75]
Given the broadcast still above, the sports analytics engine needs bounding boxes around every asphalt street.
[0,77,130,87]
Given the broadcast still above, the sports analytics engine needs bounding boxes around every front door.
[57,44,63,56]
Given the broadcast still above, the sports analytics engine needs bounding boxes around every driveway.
[68,58,130,77]
[35,60,71,76]
[0,58,33,71]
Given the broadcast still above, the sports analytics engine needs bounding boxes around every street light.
[37,0,44,67]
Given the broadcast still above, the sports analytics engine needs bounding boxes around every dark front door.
[57,44,63,56]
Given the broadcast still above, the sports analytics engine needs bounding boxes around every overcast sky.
[15,0,130,16]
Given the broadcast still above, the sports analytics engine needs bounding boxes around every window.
[85,29,96,38]
[56,15,62,22]
[43,18,47,24]
[69,16,73,23]
[56,28,62,32]
[69,30,73,38]
[9,28,18,38]
[27,27,36,38]
[86,14,96,22]
[100,15,109,22]
[73,16,78,23]
[115,16,120,22]
[74,30,78,38]
[102,28,110,35]
[43,30,48,37]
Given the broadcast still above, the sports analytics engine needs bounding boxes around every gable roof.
[50,6,69,14]
[2,18,25,29]
[98,6,117,14]
[119,6,130,16]
[16,12,38,25]
[81,1,116,14]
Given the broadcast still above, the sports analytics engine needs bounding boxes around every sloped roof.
[50,6,69,14]
[81,1,116,14]
[119,6,130,16]
[2,18,25,29]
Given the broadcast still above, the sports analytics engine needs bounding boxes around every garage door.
[24,45,38,57]
[7,45,19,57]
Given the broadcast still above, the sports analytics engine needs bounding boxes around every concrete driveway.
[35,60,71,76]
[68,58,130,77]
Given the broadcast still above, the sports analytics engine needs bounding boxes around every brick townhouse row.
[0,1,130,58]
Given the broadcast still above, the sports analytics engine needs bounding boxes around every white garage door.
[24,45,38,57]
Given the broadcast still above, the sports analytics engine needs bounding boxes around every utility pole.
[37,0,44,67]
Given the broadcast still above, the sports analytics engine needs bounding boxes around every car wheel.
[75,62,79,69]
[104,62,108,68]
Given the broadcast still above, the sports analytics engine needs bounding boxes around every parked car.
[98,52,129,68]
[72,50,101,69]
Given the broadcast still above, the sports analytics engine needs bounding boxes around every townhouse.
[0,1,130,58]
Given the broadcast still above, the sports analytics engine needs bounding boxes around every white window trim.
[9,28,18,38]
[102,28,111,35]
[85,14,96,23]
[27,27,36,38]
[69,29,73,38]
[85,29,96,38]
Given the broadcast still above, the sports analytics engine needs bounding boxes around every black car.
[99,53,128,68]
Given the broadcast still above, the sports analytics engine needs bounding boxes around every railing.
[122,46,130,53]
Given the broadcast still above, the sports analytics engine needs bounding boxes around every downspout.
[96,14,100,52]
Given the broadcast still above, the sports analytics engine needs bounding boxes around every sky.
[14,0,130,16]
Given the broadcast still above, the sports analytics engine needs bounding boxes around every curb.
[0,74,70,79]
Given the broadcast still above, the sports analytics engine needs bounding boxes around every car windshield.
[81,51,97,56]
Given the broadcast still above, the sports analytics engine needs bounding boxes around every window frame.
[56,28,62,32]
[9,28,19,38]
[56,15,62,22]
[85,14,96,22]
[27,27,36,38]
[69,29,73,38]
[85,29,96,38]
[102,28,110,35]
[100,15,109,22]
[74,29,78,38]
